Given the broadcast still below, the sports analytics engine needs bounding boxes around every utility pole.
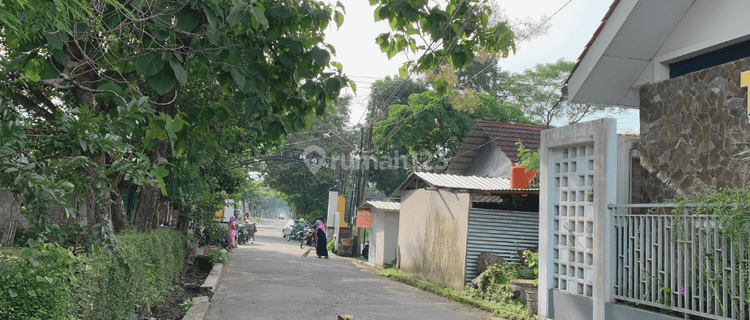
[349,126,365,224]
[359,88,376,206]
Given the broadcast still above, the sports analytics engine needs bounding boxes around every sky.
[324,0,640,132]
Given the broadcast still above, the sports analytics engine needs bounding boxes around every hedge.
[0,229,188,320]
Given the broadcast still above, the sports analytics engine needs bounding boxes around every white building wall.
[464,142,512,178]
[369,210,380,264]
[636,0,750,85]
[382,210,400,265]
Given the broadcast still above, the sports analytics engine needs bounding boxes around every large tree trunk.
[85,154,114,231]
[133,31,194,233]
[111,188,131,232]
[134,86,175,232]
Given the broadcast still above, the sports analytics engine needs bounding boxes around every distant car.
[278,216,285,220]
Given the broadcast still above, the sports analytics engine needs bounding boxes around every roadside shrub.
[79,229,188,320]
[471,264,520,303]
[208,251,229,265]
[326,239,335,253]
[0,244,84,320]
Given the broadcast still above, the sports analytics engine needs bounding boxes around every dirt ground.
[149,261,210,320]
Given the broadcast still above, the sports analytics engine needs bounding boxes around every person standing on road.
[315,220,328,259]
[227,216,237,253]
[248,221,256,242]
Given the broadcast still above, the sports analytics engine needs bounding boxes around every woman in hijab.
[227,216,237,253]
[315,220,328,258]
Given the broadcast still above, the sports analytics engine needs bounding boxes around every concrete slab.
[182,296,209,320]
[199,263,223,297]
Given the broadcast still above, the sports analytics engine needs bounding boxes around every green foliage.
[79,229,188,319]
[522,250,539,286]
[327,239,335,253]
[0,229,187,320]
[379,267,531,320]
[671,186,750,308]
[205,222,228,242]
[262,96,354,221]
[369,0,517,84]
[371,85,533,194]
[181,298,195,315]
[515,141,540,173]
[474,264,518,299]
[0,244,83,320]
[506,60,611,126]
[208,251,229,266]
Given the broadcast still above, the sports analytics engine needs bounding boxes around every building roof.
[564,0,696,108]
[359,201,400,211]
[391,172,537,197]
[446,121,548,175]
[565,0,621,86]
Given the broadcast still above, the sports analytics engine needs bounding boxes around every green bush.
[0,244,84,320]
[208,251,229,265]
[0,229,188,320]
[80,229,188,320]
[326,239,335,253]
[471,264,520,303]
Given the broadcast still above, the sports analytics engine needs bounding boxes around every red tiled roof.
[565,0,621,85]
[474,121,548,163]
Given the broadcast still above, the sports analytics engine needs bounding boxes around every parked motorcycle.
[362,242,369,259]
[237,224,248,245]
[300,228,316,249]
[198,228,229,252]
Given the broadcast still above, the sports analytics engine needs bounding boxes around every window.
[669,38,750,78]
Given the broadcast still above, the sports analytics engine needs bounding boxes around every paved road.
[206,220,496,320]
[205,219,500,320]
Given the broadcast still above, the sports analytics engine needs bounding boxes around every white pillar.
[326,188,339,228]
[334,212,340,252]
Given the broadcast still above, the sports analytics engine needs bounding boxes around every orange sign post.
[356,209,371,228]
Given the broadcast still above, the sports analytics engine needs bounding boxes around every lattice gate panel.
[551,144,596,297]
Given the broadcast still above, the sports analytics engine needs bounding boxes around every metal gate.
[465,208,539,283]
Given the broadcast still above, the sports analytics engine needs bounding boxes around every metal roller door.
[465,208,539,283]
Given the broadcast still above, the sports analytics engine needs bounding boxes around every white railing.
[610,204,749,320]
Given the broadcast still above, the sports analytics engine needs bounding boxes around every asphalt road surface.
[204,218,500,320]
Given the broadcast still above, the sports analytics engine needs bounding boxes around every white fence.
[610,204,749,320]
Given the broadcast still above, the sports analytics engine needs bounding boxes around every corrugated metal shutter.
[465,208,539,283]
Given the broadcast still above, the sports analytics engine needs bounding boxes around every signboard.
[337,195,348,227]
[742,70,750,115]
[356,209,371,228]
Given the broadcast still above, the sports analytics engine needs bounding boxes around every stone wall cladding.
[640,57,750,198]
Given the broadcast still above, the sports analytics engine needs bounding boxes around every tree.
[370,77,428,120]
[369,90,534,194]
[259,96,357,222]
[506,60,611,127]
[0,0,518,241]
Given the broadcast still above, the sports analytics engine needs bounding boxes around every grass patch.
[378,268,532,320]
[0,247,20,257]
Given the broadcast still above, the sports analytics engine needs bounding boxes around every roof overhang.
[391,172,537,197]
[567,0,696,108]
[357,201,400,211]
[446,123,488,174]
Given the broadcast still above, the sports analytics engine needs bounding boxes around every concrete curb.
[199,263,224,297]
[183,261,224,320]
[181,296,209,320]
